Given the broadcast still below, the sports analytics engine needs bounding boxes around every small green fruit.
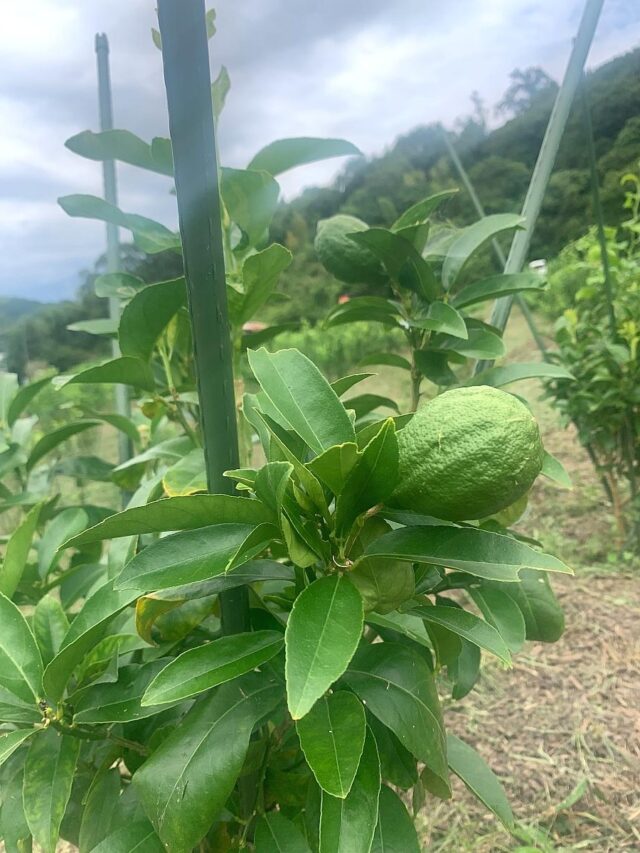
[348,517,414,613]
[390,386,544,521]
[314,214,385,284]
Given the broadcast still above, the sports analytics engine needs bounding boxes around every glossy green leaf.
[447,733,514,829]
[319,727,380,853]
[541,450,573,488]
[468,586,526,653]
[241,321,299,351]
[452,272,544,309]
[0,372,19,425]
[449,638,481,699]
[115,522,276,592]
[439,326,505,360]
[350,228,439,300]
[391,190,458,230]
[133,672,282,851]
[495,569,565,642]
[368,716,418,790]
[335,419,399,534]
[371,785,421,853]
[72,660,174,723]
[365,526,571,581]
[412,604,511,663]
[468,361,574,388]
[33,595,69,667]
[220,167,280,245]
[89,820,164,853]
[297,691,366,798]
[414,349,457,386]
[0,592,43,705]
[0,501,42,598]
[248,137,360,176]
[55,357,156,392]
[343,394,399,420]
[307,442,361,495]
[325,296,402,329]
[142,631,283,705]
[254,811,312,852]
[162,448,207,496]
[119,277,186,361]
[211,64,231,119]
[64,493,274,548]
[6,375,51,427]
[234,244,293,324]
[94,272,146,299]
[67,318,118,335]
[358,352,412,371]
[23,729,81,853]
[413,301,468,339]
[65,129,173,176]
[43,581,139,702]
[38,507,92,578]
[249,347,355,454]
[26,420,100,471]
[285,575,363,719]
[343,643,448,785]
[0,765,31,851]
[442,214,524,289]
[0,729,36,769]
[78,768,122,853]
[58,194,180,253]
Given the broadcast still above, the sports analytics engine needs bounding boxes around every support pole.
[157,0,249,635]
[95,34,132,466]
[476,0,604,373]
[442,130,549,358]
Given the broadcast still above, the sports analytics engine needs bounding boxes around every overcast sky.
[1,0,639,302]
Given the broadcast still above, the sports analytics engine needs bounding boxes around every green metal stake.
[157,0,249,635]
[442,129,549,358]
[476,0,604,373]
[95,34,132,468]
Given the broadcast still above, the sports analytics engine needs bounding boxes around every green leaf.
[467,362,574,388]
[211,64,231,119]
[64,493,274,548]
[343,394,399,420]
[413,302,468,339]
[0,501,42,598]
[241,321,299,351]
[358,352,412,371]
[541,450,572,488]
[133,672,282,851]
[0,592,43,705]
[325,296,402,329]
[33,596,69,667]
[0,729,36,769]
[248,137,361,176]
[467,586,526,654]
[86,411,142,447]
[23,729,81,853]
[343,644,448,786]
[285,576,363,719]
[72,660,175,723]
[495,569,565,642]
[220,167,280,245]
[248,348,355,454]
[119,278,186,361]
[141,631,283,705]
[6,376,51,427]
[442,214,524,289]
[350,229,439,300]
[331,374,375,397]
[0,765,31,851]
[55,356,156,392]
[438,326,505,360]
[26,420,100,471]
[368,716,418,790]
[65,129,173,176]
[371,785,421,853]
[254,811,312,852]
[94,272,146,299]
[307,442,361,495]
[297,691,366,798]
[162,448,207,496]
[449,639,481,700]
[391,190,458,230]
[365,526,572,581]
[447,733,514,829]
[67,318,119,335]
[78,768,122,853]
[89,820,164,853]
[38,507,92,578]
[0,372,18,425]
[452,272,545,309]
[235,244,292,324]
[414,350,457,387]
[114,523,276,592]
[42,582,139,702]
[319,726,380,853]
[335,419,399,534]
[411,605,511,663]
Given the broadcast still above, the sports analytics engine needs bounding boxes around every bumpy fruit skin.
[314,214,385,284]
[390,386,544,522]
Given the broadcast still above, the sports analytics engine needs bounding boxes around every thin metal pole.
[157,0,249,635]
[442,130,549,358]
[95,34,132,466]
[477,0,604,373]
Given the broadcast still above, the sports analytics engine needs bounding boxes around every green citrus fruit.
[390,386,544,521]
[348,517,414,613]
[314,214,385,284]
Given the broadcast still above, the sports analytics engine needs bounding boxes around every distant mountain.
[0,297,44,353]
